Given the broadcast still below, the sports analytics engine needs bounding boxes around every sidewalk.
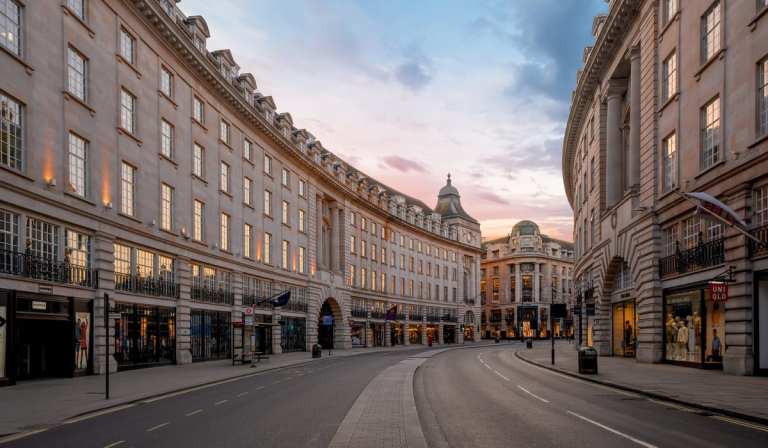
[0,342,482,437]
[516,340,768,424]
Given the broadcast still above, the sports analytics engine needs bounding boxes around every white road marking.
[567,410,657,448]
[254,385,265,391]
[237,391,249,397]
[272,380,283,384]
[185,409,203,417]
[214,399,228,406]
[146,422,170,432]
[517,385,550,403]
[493,370,511,381]
[103,441,126,448]
[711,415,768,433]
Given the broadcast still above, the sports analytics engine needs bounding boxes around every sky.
[181,0,608,241]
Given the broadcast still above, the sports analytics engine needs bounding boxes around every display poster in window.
[0,305,6,378]
[74,312,90,371]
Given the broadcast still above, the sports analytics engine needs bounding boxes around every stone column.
[330,204,340,272]
[438,323,444,344]
[93,232,118,374]
[605,79,626,208]
[316,195,326,270]
[515,265,521,303]
[628,47,641,190]
[272,308,282,354]
[404,309,410,345]
[384,320,392,347]
[176,257,193,364]
[534,263,541,302]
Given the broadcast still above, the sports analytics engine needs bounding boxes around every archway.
[317,297,343,350]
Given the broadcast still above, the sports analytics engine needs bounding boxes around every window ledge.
[64,190,96,205]
[158,90,178,109]
[0,165,34,182]
[191,239,208,248]
[658,92,679,116]
[159,228,178,237]
[219,189,232,198]
[282,223,291,229]
[218,139,233,151]
[117,127,143,146]
[243,202,254,210]
[748,6,768,31]
[747,132,768,149]
[192,118,208,132]
[63,91,96,116]
[694,48,726,81]
[694,159,726,180]
[243,157,254,166]
[191,173,207,185]
[118,212,142,224]
[659,11,681,41]
[159,153,178,167]
[116,54,142,79]
[0,45,34,75]
[264,213,273,220]
[61,5,95,38]
[658,186,680,202]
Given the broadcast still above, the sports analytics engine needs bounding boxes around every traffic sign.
[244,306,254,315]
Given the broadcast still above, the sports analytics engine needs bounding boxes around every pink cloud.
[380,156,428,174]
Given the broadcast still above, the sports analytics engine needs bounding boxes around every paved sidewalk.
[0,343,482,437]
[516,340,768,424]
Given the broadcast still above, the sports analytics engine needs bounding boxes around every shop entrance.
[317,298,342,350]
[16,318,71,380]
[612,300,637,357]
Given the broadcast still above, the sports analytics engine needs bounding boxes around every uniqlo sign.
[709,281,729,302]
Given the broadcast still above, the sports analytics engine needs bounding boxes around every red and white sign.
[244,306,254,315]
[709,281,729,302]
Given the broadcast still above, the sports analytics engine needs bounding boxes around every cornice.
[126,0,477,250]
[561,0,641,207]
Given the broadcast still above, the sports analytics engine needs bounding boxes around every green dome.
[512,220,540,236]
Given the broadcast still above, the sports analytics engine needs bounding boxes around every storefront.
[191,309,230,362]
[426,324,438,344]
[1,290,93,384]
[390,322,404,345]
[350,320,366,347]
[370,322,385,347]
[408,324,422,344]
[443,325,456,344]
[663,286,724,368]
[253,314,273,354]
[757,272,768,375]
[539,307,549,338]
[114,303,176,370]
[517,306,538,338]
[280,316,306,352]
[612,299,637,357]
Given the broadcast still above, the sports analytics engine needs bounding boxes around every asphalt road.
[415,342,768,448]
[5,348,425,448]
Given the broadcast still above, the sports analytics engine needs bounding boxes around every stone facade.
[0,0,481,385]
[481,221,574,340]
[563,0,768,375]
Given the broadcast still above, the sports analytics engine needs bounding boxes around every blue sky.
[182,0,607,240]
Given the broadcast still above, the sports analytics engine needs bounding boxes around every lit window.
[220,161,230,193]
[161,119,173,158]
[244,177,252,205]
[701,2,721,63]
[67,47,87,101]
[754,185,768,227]
[160,66,173,97]
[192,143,204,177]
[220,213,230,251]
[350,211,356,226]
[281,240,289,269]
[243,223,252,258]
[160,183,173,231]
[0,0,21,56]
[120,162,135,216]
[350,236,357,254]
[219,120,230,144]
[662,133,677,192]
[0,92,23,171]
[263,232,272,264]
[67,133,87,197]
[700,97,721,169]
[193,200,204,241]
[264,190,272,216]
[119,28,135,64]
[65,229,89,270]
[281,168,289,187]
[243,139,252,161]
[27,217,58,260]
[662,51,677,102]
[298,246,306,273]
[120,89,136,133]
[299,179,306,197]
[282,200,289,225]
[298,209,305,232]
[264,154,272,175]
[193,97,205,123]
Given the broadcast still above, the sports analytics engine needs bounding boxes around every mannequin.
[666,313,676,359]
[687,316,696,362]
[693,311,701,341]
[677,318,689,361]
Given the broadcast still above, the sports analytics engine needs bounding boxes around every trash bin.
[312,344,322,359]
[578,346,598,374]
[526,338,532,349]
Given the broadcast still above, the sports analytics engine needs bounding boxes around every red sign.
[244,307,254,315]
[709,281,729,302]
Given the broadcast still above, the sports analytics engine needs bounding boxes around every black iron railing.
[409,311,424,321]
[463,297,475,305]
[395,312,406,321]
[426,311,441,322]
[351,308,368,318]
[748,225,768,258]
[371,309,386,319]
[659,238,725,278]
[283,297,308,313]
[0,248,98,288]
[114,272,179,298]
[242,292,273,309]
[442,313,458,323]
[191,278,234,304]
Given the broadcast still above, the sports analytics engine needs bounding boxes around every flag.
[683,192,748,231]
[269,290,290,307]
[386,305,397,321]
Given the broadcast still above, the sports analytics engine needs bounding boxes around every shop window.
[664,289,723,366]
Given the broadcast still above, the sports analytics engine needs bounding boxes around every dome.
[434,174,479,225]
[512,220,540,236]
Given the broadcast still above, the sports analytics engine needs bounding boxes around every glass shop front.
[517,306,538,338]
[390,322,404,345]
[280,317,306,352]
[350,320,366,347]
[664,287,725,368]
[114,303,176,370]
[191,309,231,362]
[612,299,637,357]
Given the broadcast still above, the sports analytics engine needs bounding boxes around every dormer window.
[265,109,273,123]
[193,35,205,52]
[160,0,174,16]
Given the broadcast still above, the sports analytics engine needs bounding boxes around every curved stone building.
[480,221,574,339]
[0,0,481,386]
[563,0,768,375]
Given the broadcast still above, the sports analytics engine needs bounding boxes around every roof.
[512,220,539,236]
[433,175,479,225]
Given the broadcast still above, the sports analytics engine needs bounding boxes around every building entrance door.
[16,318,71,380]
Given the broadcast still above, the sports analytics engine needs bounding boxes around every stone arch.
[316,297,348,350]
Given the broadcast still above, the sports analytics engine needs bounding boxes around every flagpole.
[674,190,762,244]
